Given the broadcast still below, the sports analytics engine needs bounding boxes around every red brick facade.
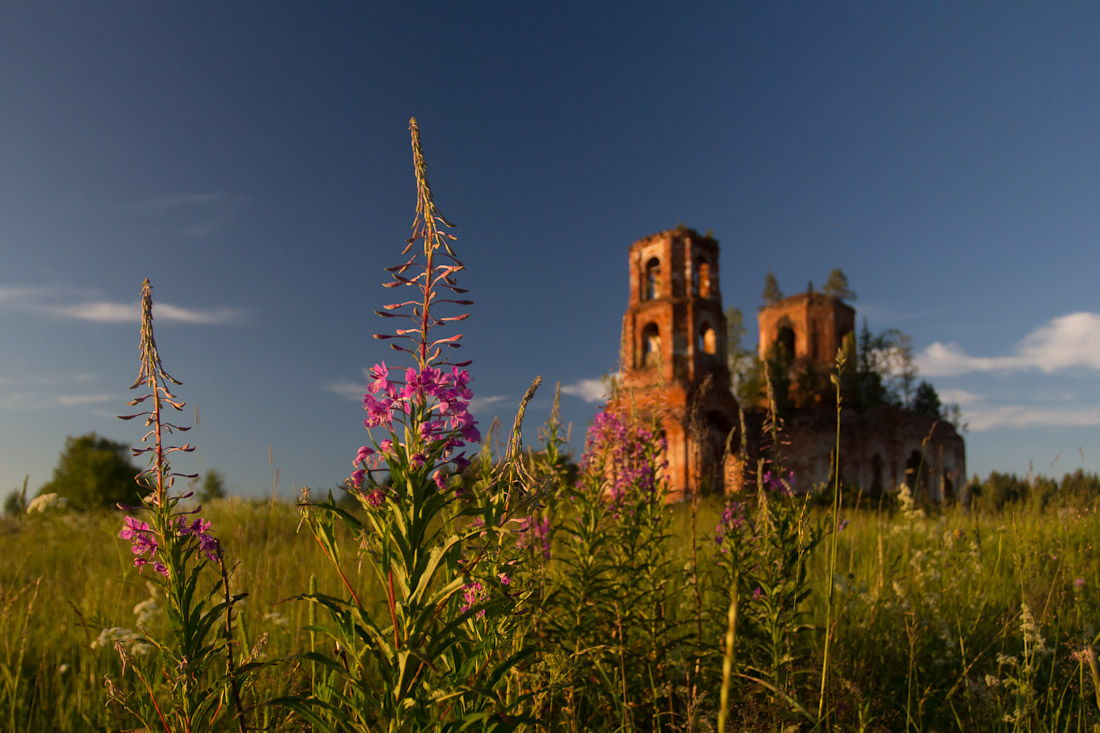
[604,228,966,503]
[607,228,740,501]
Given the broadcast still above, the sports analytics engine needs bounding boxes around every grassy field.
[2,488,1098,731]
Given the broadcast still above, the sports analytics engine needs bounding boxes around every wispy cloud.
[0,391,112,410]
[964,404,1100,432]
[932,388,1100,432]
[323,380,367,402]
[123,191,243,239]
[0,287,244,325]
[56,394,113,407]
[469,395,509,414]
[561,377,609,404]
[0,285,56,303]
[127,192,237,215]
[917,312,1100,377]
[44,300,243,324]
[0,372,97,387]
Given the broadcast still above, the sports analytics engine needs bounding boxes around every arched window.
[697,260,711,298]
[642,323,661,368]
[699,323,717,355]
[644,257,661,301]
[775,325,796,361]
[904,450,927,498]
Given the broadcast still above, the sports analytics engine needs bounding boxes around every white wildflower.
[1020,602,1047,654]
[91,627,136,651]
[26,493,67,514]
[264,611,289,627]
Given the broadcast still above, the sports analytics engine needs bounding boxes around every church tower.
[607,227,740,500]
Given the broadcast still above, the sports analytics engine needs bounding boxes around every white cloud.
[469,395,509,414]
[964,404,1100,432]
[128,192,235,214]
[0,285,57,303]
[917,312,1100,377]
[0,286,243,325]
[0,372,97,387]
[935,388,983,406]
[55,394,112,406]
[323,380,367,402]
[0,392,112,410]
[45,300,243,325]
[928,388,1100,432]
[561,377,609,404]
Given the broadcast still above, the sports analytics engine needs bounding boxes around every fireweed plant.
[531,406,681,730]
[283,119,538,731]
[111,279,252,732]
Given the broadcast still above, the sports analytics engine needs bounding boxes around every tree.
[762,270,783,305]
[196,468,227,503]
[822,268,857,301]
[852,321,891,410]
[38,433,144,511]
[3,476,28,516]
[873,328,917,406]
[912,380,942,419]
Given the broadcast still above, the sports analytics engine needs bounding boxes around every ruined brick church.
[606,227,966,502]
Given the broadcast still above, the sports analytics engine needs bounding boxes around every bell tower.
[609,227,740,499]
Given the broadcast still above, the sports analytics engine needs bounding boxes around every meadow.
[3,479,1099,731]
[3,119,1099,731]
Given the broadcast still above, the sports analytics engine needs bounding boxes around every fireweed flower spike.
[288,119,536,730]
[110,280,249,731]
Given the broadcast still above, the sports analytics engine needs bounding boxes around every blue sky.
[2,3,1098,500]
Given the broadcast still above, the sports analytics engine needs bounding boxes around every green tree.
[725,306,756,402]
[874,327,917,406]
[822,267,857,301]
[762,270,783,305]
[912,380,942,419]
[38,433,144,511]
[852,321,891,409]
[196,468,227,503]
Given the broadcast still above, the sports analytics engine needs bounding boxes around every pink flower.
[460,581,486,618]
[368,362,391,394]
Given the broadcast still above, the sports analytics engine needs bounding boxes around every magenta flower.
[715,501,746,553]
[517,515,551,560]
[460,581,487,618]
[120,516,168,576]
[368,362,392,394]
[353,363,480,495]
